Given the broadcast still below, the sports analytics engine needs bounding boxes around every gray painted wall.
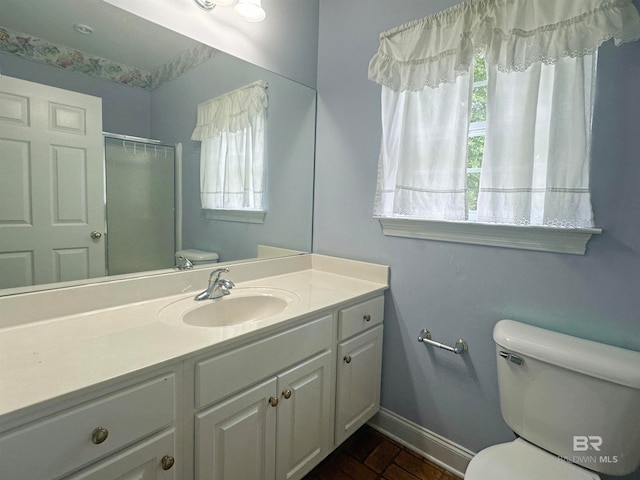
[314,1,640,478]
[150,51,316,261]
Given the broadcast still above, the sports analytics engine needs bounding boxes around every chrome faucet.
[175,255,193,270]
[194,267,235,301]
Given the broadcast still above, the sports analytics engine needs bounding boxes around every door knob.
[90,231,103,240]
[161,455,175,470]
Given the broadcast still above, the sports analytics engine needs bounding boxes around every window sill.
[375,217,602,255]
[204,209,266,224]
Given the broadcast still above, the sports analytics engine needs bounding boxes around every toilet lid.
[175,249,219,261]
[465,439,601,480]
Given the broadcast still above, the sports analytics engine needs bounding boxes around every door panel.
[196,378,277,480]
[0,75,105,289]
[276,351,333,480]
[335,326,383,445]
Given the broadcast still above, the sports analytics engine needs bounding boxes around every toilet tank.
[175,249,219,265]
[493,319,640,476]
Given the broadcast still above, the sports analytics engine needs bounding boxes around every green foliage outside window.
[471,58,487,123]
[466,136,484,211]
[467,56,486,214]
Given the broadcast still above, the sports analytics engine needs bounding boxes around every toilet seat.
[465,438,601,480]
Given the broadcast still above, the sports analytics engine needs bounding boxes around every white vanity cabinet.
[335,296,384,445]
[65,429,177,480]
[0,254,389,480]
[0,372,178,480]
[193,315,334,480]
[191,294,385,479]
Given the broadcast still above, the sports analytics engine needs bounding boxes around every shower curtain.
[104,137,176,275]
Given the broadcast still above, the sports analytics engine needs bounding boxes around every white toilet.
[175,249,219,266]
[465,319,640,480]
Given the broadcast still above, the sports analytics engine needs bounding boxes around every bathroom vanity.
[0,254,388,480]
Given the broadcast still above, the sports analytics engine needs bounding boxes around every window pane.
[471,56,487,122]
[467,172,480,212]
[466,135,484,214]
[473,56,486,82]
[471,85,486,122]
[467,135,484,169]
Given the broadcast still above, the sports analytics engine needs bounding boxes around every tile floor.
[303,425,463,480]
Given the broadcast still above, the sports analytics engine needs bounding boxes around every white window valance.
[368,0,640,92]
[191,79,268,138]
[191,80,268,212]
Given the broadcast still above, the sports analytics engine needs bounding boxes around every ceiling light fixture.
[193,0,265,22]
[234,0,266,22]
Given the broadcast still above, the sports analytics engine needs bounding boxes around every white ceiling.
[0,0,203,72]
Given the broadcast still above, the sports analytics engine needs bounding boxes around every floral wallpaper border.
[0,27,217,91]
[151,43,217,90]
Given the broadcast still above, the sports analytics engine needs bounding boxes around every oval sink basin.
[159,287,299,328]
[184,295,288,327]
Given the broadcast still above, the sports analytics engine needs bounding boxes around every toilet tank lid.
[494,320,640,389]
[175,249,219,261]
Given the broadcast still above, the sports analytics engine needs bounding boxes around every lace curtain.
[191,80,268,210]
[369,0,640,226]
[374,78,471,220]
[477,55,596,227]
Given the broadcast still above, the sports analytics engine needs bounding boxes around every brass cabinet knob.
[268,396,279,407]
[91,427,109,444]
[344,355,352,364]
[363,314,371,322]
[282,389,292,399]
[161,455,175,470]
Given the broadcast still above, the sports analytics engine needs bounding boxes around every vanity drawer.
[196,315,332,408]
[0,373,175,480]
[338,296,384,341]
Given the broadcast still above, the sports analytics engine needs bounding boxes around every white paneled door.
[0,75,105,289]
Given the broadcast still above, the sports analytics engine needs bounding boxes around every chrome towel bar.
[418,328,468,354]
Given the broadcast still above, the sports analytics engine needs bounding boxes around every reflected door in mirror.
[0,76,105,289]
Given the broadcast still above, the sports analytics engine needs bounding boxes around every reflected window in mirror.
[192,80,268,224]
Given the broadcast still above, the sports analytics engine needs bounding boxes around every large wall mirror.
[0,0,315,296]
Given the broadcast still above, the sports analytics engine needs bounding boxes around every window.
[191,80,268,223]
[369,0,640,254]
[467,56,486,221]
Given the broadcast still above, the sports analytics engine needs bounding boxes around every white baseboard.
[368,407,474,478]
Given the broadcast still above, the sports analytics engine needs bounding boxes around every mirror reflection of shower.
[104,135,181,275]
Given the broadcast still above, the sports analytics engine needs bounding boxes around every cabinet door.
[276,351,333,480]
[196,378,277,480]
[66,429,176,480]
[0,374,175,480]
[335,325,383,445]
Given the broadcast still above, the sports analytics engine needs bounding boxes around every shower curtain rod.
[103,132,162,145]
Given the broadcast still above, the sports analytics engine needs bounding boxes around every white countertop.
[0,258,388,423]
